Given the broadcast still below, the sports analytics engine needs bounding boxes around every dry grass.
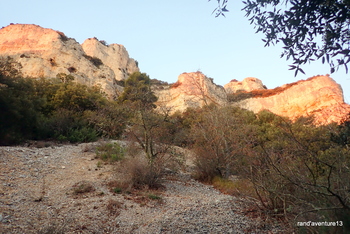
[106,199,123,216]
[72,181,95,195]
[212,177,257,199]
[229,76,321,102]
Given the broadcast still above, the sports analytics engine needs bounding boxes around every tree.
[118,72,158,109]
[119,72,179,188]
[0,75,44,144]
[210,0,350,75]
[191,106,257,181]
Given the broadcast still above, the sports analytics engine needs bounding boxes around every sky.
[1,0,349,102]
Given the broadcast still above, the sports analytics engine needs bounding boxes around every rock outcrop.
[155,72,227,113]
[0,24,139,98]
[224,77,266,94]
[0,24,348,125]
[81,38,139,81]
[156,74,349,125]
[232,75,350,125]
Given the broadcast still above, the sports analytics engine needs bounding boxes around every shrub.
[227,90,253,102]
[67,126,98,143]
[96,142,125,162]
[122,156,164,189]
[83,55,103,68]
[0,75,44,145]
[191,106,257,182]
[148,194,162,200]
[72,181,95,195]
[106,199,122,216]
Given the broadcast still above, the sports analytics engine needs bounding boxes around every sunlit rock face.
[0,24,138,98]
[81,38,139,81]
[233,75,350,125]
[155,73,349,125]
[224,77,266,93]
[155,72,227,113]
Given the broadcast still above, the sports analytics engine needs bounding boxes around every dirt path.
[0,142,283,233]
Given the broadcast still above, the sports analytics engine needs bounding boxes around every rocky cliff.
[156,73,349,125]
[232,75,350,125]
[0,24,348,125]
[0,24,139,98]
[224,77,266,93]
[155,72,227,113]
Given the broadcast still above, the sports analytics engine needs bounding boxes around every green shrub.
[96,142,125,162]
[67,127,98,143]
[113,187,122,194]
[148,194,162,200]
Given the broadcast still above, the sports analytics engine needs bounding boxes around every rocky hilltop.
[0,24,139,98]
[224,77,266,93]
[0,24,349,125]
[155,72,227,112]
[232,75,350,125]
[155,72,350,125]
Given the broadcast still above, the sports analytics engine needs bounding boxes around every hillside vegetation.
[1,72,350,233]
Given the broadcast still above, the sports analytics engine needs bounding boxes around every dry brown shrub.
[106,199,122,216]
[72,181,95,195]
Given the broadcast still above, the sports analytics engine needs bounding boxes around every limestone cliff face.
[0,24,138,98]
[155,72,227,113]
[155,74,349,125]
[0,24,348,125]
[224,77,266,94]
[233,76,350,125]
[81,38,139,81]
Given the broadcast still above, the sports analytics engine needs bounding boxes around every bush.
[67,126,98,143]
[96,142,125,162]
[0,75,45,145]
[227,90,253,102]
[0,74,130,144]
[72,181,95,195]
[191,106,257,182]
[83,55,103,68]
[121,155,164,189]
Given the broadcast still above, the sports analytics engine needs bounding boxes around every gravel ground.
[0,141,285,233]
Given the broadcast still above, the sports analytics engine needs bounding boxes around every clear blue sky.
[2,0,349,102]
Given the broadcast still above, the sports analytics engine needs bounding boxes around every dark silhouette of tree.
[210,0,350,75]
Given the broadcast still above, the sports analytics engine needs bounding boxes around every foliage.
[191,106,257,181]
[0,56,22,77]
[190,105,350,232]
[85,102,129,139]
[118,72,158,109]
[250,114,350,231]
[118,72,181,189]
[227,90,253,102]
[96,142,125,162]
[0,74,126,145]
[210,0,350,75]
[0,75,45,144]
[83,55,104,68]
[72,181,95,195]
[121,155,165,189]
[56,73,74,83]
